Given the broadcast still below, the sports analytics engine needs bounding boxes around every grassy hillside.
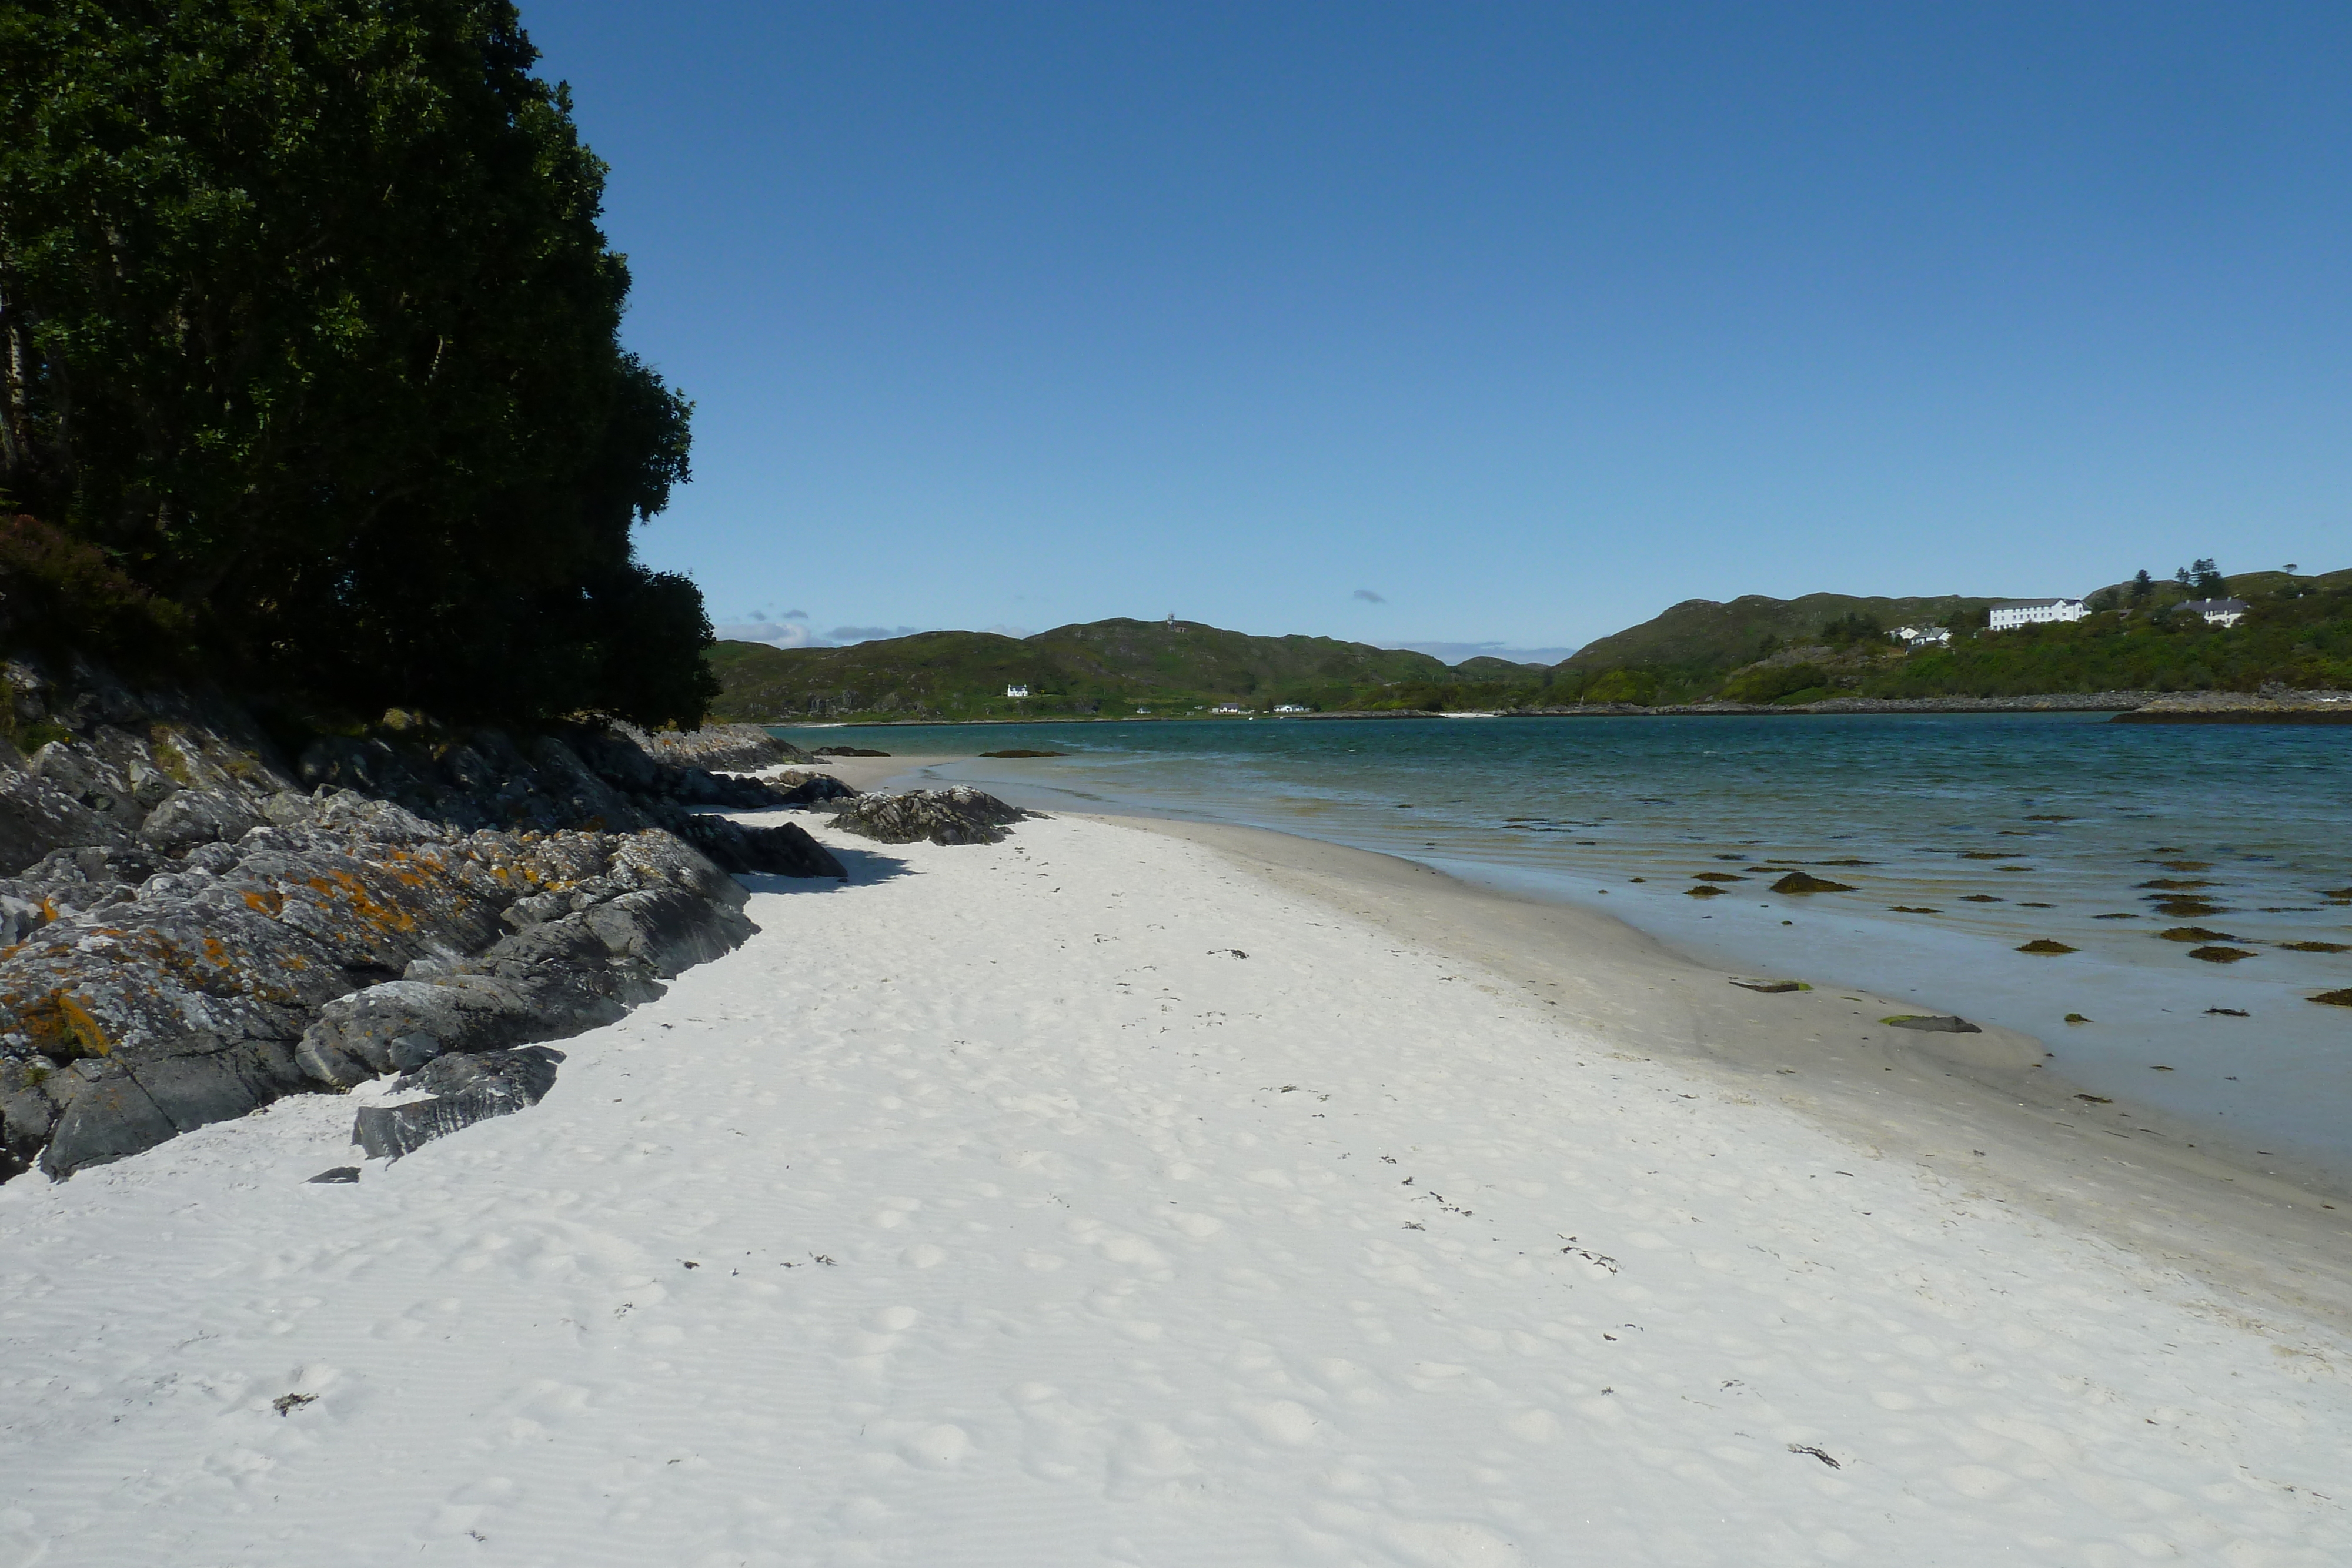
[1561,593,1997,682]
[707,619,1451,721]
[706,570,2352,723]
[1550,569,2352,704]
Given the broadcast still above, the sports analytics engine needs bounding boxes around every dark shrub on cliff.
[0,513,189,665]
[0,1,714,725]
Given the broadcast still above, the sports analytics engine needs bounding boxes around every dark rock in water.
[2016,938,2077,955]
[1729,978,1808,993]
[826,787,1027,847]
[308,1166,361,1183]
[980,749,1067,758]
[2186,945,2254,964]
[352,1045,564,1161]
[2278,940,2351,953]
[2157,926,2240,943]
[2151,897,2227,918]
[2312,989,2352,1007]
[814,746,890,757]
[1683,885,1727,898]
[1881,1015,1982,1034]
[1770,872,1854,894]
[1692,872,1747,882]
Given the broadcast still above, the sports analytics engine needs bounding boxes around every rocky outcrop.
[0,656,849,1179]
[0,791,759,1178]
[2110,688,2352,724]
[615,722,815,771]
[824,787,1030,847]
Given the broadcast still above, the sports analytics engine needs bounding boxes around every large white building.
[1988,597,2089,631]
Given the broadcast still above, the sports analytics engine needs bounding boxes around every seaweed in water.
[2016,939,2077,955]
[1770,871,1853,895]
[2187,946,2256,964]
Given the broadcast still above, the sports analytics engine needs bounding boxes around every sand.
[0,804,2346,1565]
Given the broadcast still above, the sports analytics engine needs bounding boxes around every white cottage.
[1892,624,1951,647]
[1988,597,2089,631]
[2179,598,2249,628]
[1005,684,1030,698]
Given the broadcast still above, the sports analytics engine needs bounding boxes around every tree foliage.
[0,0,713,724]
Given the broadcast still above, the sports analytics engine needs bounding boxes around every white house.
[1892,624,1951,647]
[2179,597,2250,628]
[1273,703,1311,714]
[1005,684,1030,698]
[1987,597,2089,631]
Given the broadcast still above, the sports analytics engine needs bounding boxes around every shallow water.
[779,713,2352,1174]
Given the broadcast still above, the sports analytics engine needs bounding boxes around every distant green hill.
[1555,568,2352,704]
[705,570,2352,723]
[1562,593,1996,681]
[707,618,1451,721]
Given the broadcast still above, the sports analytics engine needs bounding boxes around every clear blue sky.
[528,1,2352,661]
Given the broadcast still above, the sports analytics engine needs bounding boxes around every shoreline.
[758,690,2352,725]
[801,750,2352,1330]
[1103,814,2352,1331]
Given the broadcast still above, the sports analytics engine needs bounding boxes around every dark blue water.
[780,714,2352,1171]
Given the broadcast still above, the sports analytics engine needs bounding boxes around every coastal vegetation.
[1,0,713,726]
[708,619,1452,721]
[708,568,2352,722]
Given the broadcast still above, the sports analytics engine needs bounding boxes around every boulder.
[137,788,263,851]
[824,787,1028,847]
[352,1045,564,1161]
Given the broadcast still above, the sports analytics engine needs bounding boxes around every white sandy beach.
[1,800,2347,1566]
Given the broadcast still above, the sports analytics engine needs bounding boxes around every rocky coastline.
[2108,688,2352,724]
[0,657,853,1179]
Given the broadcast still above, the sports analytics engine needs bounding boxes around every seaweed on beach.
[2017,939,2077,955]
[2157,927,2241,943]
[1692,872,1748,882]
[2187,946,2256,963]
[1684,885,1728,898]
[2277,940,2351,953]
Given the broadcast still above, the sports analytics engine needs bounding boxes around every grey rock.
[825,787,1028,846]
[138,788,263,852]
[1885,1015,1982,1034]
[662,812,847,878]
[387,1032,443,1071]
[353,1045,564,1161]
[308,1165,360,1183]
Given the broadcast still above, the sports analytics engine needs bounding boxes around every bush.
[0,513,189,663]
[1720,663,1830,703]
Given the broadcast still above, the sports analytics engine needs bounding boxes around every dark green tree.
[0,0,713,724]
[2190,558,2226,597]
[2130,569,2154,603]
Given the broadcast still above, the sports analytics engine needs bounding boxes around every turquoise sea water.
[777,714,2352,1175]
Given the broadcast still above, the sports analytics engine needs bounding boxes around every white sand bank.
[1,811,2347,1565]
